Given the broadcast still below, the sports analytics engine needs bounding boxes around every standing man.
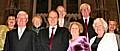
[39,10,70,51]
[108,18,119,34]
[56,5,69,28]
[4,10,34,51]
[77,3,96,41]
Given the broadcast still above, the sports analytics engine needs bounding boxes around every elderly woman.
[67,22,91,51]
[90,18,118,51]
[30,15,45,51]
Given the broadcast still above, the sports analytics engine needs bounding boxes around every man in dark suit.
[77,3,96,41]
[3,10,34,51]
[39,10,70,51]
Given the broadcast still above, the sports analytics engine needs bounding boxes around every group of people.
[0,3,120,51]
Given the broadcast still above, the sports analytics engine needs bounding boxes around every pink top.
[67,36,91,51]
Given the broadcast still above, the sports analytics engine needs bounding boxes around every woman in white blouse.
[90,18,118,51]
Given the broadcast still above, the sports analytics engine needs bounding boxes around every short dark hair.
[48,10,59,18]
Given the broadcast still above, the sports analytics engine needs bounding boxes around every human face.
[7,16,16,26]
[32,17,41,28]
[48,11,58,26]
[81,6,91,18]
[94,21,104,35]
[16,11,28,27]
[70,24,80,38]
[57,6,66,18]
[109,21,117,32]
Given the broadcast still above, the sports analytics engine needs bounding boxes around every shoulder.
[104,33,115,37]
[39,27,48,32]
[90,36,96,45]
[58,27,68,30]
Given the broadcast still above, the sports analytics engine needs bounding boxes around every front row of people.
[1,10,120,51]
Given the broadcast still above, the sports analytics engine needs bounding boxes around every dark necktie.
[49,27,54,49]
[85,19,88,37]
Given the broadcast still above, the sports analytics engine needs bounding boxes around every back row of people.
[0,3,119,51]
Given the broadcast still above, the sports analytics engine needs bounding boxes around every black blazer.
[38,27,70,51]
[77,17,96,39]
[3,27,34,51]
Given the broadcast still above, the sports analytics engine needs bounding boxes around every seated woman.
[90,18,118,51]
[67,22,91,51]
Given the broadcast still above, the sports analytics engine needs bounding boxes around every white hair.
[17,11,28,18]
[93,18,108,32]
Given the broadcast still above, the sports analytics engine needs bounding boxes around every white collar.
[83,16,90,20]
[18,26,26,30]
[49,25,57,29]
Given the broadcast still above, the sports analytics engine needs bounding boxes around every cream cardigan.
[90,33,118,51]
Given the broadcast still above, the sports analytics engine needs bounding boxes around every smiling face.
[16,11,28,27]
[48,11,58,26]
[32,16,42,28]
[70,24,80,38]
[108,21,117,33]
[94,20,105,36]
[7,16,16,27]
[80,3,91,18]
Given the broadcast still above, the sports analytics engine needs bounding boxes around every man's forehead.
[49,11,57,15]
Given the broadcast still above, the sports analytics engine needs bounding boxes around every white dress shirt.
[49,25,57,38]
[83,16,90,41]
[58,18,64,27]
[18,26,26,39]
[83,16,90,25]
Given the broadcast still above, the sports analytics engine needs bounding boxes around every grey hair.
[17,11,28,18]
[93,18,108,32]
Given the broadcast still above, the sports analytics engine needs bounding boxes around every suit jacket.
[77,17,96,40]
[38,27,70,51]
[115,34,120,51]
[3,27,34,51]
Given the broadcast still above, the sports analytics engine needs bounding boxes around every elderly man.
[4,10,34,51]
[77,3,96,41]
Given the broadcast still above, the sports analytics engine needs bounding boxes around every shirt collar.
[49,25,57,29]
[18,26,26,30]
[83,16,90,20]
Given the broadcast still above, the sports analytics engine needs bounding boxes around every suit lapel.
[15,28,20,40]
[81,18,85,28]
[53,27,59,39]
[18,27,28,40]
[88,18,92,27]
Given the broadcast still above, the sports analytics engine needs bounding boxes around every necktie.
[85,19,88,37]
[49,27,54,49]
